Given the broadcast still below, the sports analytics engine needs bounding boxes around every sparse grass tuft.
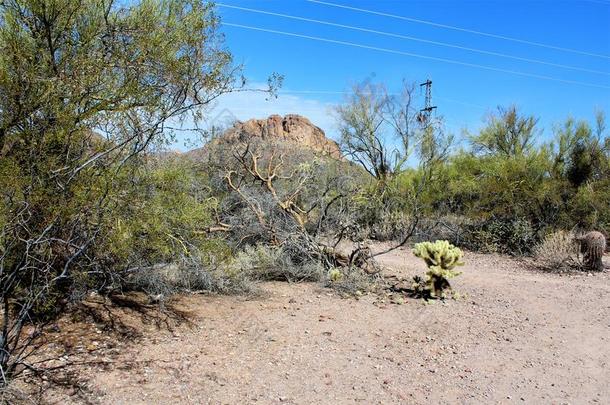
[534,230,583,272]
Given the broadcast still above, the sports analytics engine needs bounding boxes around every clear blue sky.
[207,0,610,145]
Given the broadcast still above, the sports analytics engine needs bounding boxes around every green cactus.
[328,268,344,282]
[412,240,464,298]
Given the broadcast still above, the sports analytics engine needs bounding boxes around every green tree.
[470,105,539,157]
[335,79,453,250]
[0,0,273,385]
[335,80,421,181]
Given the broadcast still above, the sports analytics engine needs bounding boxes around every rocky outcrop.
[187,114,342,159]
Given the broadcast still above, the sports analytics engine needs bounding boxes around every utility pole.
[418,79,437,127]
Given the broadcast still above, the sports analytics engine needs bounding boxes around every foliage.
[0,0,250,385]
[335,80,436,181]
[461,218,538,255]
[96,157,240,298]
[416,109,609,255]
[99,158,219,266]
[469,105,539,157]
[412,240,464,298]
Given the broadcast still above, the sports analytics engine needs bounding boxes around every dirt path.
[43,248,609,404]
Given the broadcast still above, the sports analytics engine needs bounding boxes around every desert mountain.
[186,114,342,159]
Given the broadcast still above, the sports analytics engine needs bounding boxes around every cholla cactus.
[412,240,464,298]
[328,268,343,282]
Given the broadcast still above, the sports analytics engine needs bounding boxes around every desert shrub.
[203,138,383,279]
[410,147,556,256]
[329,104,609,258]
[534,230,582,272]
[460,217,538,255]
[205,138,364,245]
[128,264,189,298]
[0,0,257,384]
[369,211,414,242]
[98,158,265,296]
[412,240,464,299]
[469,106,539,157]
[412,216,471,245]
[324,266,382,296]
[199,138,384,292]
[566,179,610,237]
[98,158,222,269]
[413,110,605,256]
[226,244,325,283]
[126,253,256,297]
[350,171,423,243]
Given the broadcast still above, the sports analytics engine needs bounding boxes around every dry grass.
[534,230,583,272]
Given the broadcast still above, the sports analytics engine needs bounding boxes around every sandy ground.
[30,248,610,404]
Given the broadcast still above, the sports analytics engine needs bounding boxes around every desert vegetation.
[0,0,608,402]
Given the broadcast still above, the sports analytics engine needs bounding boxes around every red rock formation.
[187,114,342,159]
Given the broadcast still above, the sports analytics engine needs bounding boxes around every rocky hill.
[186,114,342,159]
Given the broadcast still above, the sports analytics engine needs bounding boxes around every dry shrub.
[225,245,324,283]
[534,230,583,272]
[369,211,414,242]
[412,215,470,244]
[325,267,383,296]
[462,218,538,255]
[127,261,252,297]
[126,247,257,298]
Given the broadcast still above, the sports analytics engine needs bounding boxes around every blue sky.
[192,0,610,148]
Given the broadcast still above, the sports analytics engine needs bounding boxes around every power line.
[218,3,610,76]
[307,0,610,60]
[433,96,488,110]
[222,23,610,90]
[578,0,610,5]
[276,90,489,109]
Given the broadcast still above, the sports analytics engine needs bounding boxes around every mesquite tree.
[335,79,453,251]
[0,0,274,385]
[335,80,420,181]
[469,106,539,157]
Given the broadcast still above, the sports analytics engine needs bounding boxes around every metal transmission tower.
[417,79,437,127]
